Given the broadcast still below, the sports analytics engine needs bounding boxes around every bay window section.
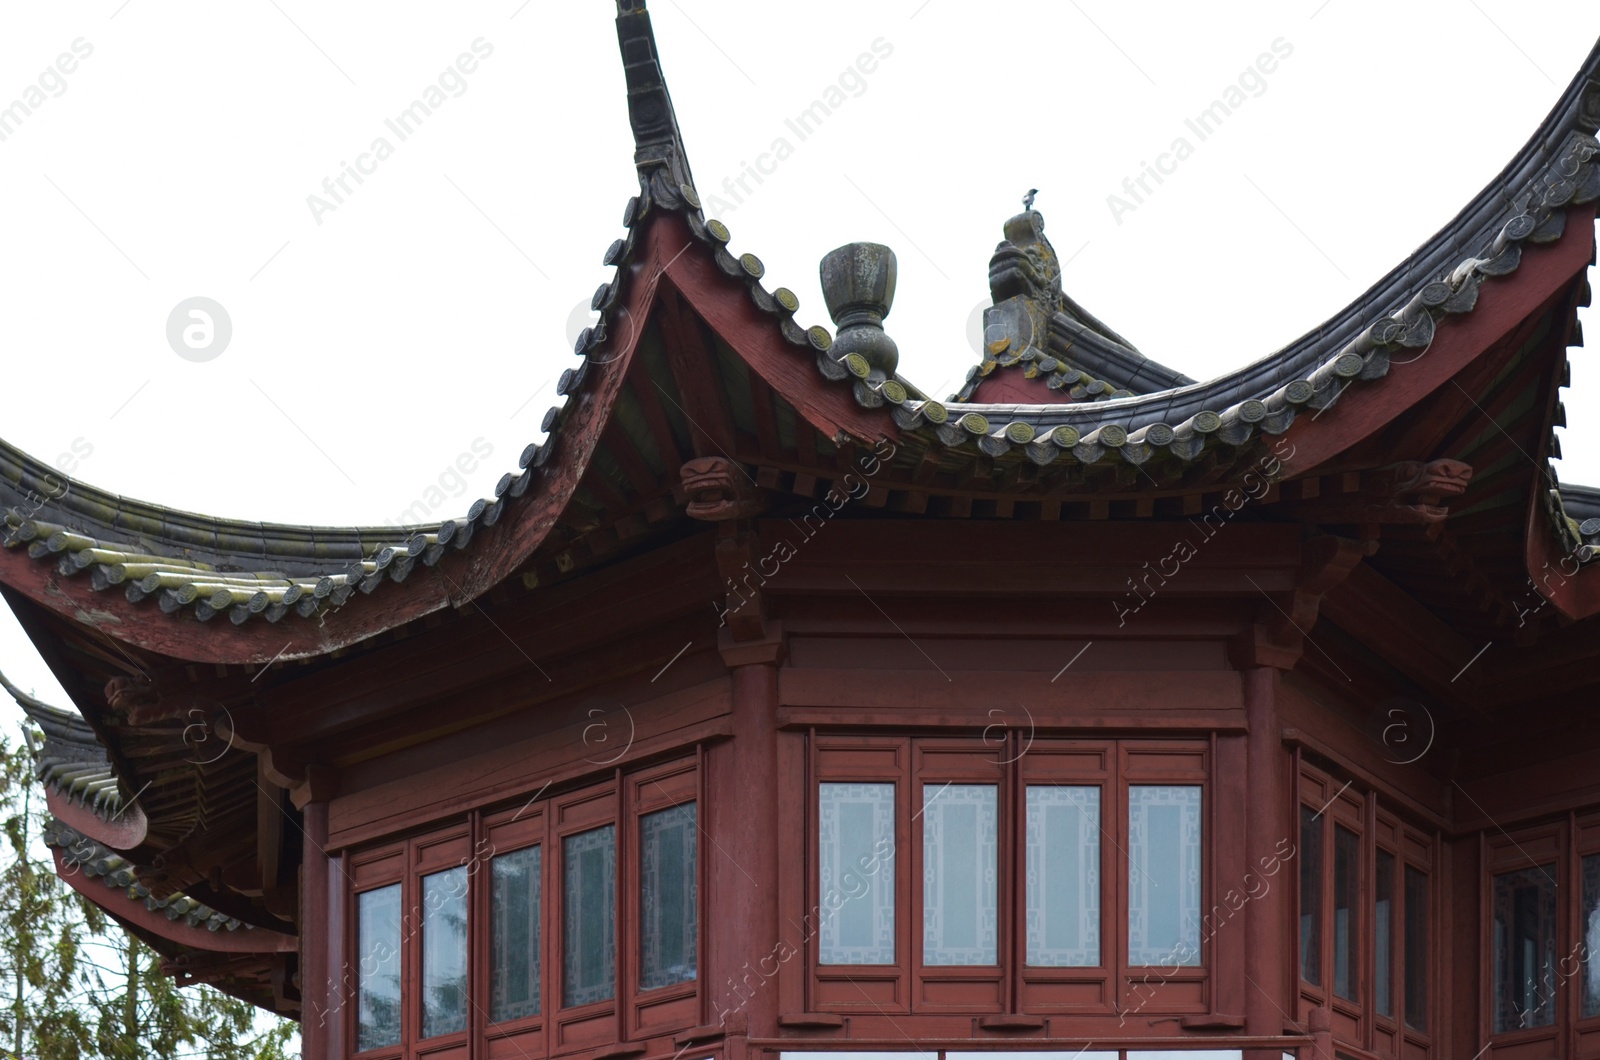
[356,884,402,1053]
[1333,826,1360,1002]
[421,867,469,1038]
[922,784,998,966]
[1025,785,1100,967]
[1296,761,1434,1050]
[1127,785,1201,966]
[1492,865,1558,1033]
[818,782,897,965]
[347,756,703,1058]
[563,824,617,1007]
[491,844,542,1022]
[639,801,698,989]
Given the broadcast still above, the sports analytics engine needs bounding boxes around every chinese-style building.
[5,5,1600,1060]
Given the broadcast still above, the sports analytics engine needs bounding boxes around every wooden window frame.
[1479,809,1600,1057]
[1296,760,1435,1060]
[807,735,1211,1018]
[1482,819,1567,1054]
[1016,739,1114,1016]
[344,754,703,1060]
[1573,809,1600,1053]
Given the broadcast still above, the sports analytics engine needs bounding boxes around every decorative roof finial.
[615,0,696,201]
[975,196,1142,387]
[820,242,899,381]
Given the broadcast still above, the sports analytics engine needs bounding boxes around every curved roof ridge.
[3,667,127,820]
[1,424,544,624]
[2,7,1598,642]
[42,817,251,934]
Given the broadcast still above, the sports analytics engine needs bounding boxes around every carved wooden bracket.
[1282,459,1474,530]
[713,523,770,642]
[104,666,253,727]
[1232,534,1366,669]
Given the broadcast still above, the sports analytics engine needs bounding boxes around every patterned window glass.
[563,825,616,1007]
[1492,865,1557,1032]
[1127,785,1202,966]
[640,802,698,989]
[356,884,402,1052]
[922,784,998,965]
[819,782,896,964]
[491,845,541,1022]
[421,867,469,1038]
[1025,785,1100,966]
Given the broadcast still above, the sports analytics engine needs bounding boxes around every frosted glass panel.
[1026,785,1100,966]
[640,801,698,989]
[1127,785,1201,966]
[491,844,541,1022]
[819,782,895,964]
[356,883,402,1052]
[422,866,469,1038]
[563,824,616,1007]
[922,784,997,965]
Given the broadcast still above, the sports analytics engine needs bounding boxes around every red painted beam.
[45,788,147,851]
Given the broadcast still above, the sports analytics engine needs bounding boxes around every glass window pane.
[1404,865,1428,1031]
[422,866,469,1038]
[491,845,541,1022]
[923,784,998,965]
[1299,806,1323,985]
[1026,785,1100,967]
[1375,851,1395,1019]
[1584,855,1600,1019]
[1333,826,1360,1002]
[356,883,402,1053]
[818,782,896,965]
[1128,785,1201,966]
[563,824,616,1007]
[640,802,698,989]
[1492,865,1556,1033]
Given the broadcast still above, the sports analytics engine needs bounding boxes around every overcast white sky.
[2,2,1599,702]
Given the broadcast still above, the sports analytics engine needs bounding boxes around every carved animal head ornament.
[680,457,765,521]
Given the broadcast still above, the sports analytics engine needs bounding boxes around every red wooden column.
[1243,666,1291,1060]
[709,626,785,1039]
[301,801,337,1060]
